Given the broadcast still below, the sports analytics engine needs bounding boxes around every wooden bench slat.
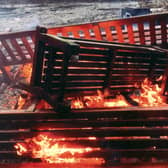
[21,37,34,57]
[2,117,168,129]
[86,149,168,158]
[1,127,168,138]
[1,108,168,119]
[1,40,17,62]
[2,139,168,151]
[10,39,26,61]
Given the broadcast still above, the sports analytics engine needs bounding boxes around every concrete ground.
[0,1,141,32]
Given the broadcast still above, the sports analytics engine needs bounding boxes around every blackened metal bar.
[103,49,116,91]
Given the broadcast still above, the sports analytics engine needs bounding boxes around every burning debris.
[70,91,130,109]
[0,60,166,111]
[70,76,166,109]
[5,60,165,110]
[11,75,168,110]
[0,63,32,110]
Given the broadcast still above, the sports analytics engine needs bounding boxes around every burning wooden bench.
[21,26,168,112]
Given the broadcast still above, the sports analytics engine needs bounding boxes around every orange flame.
[16,62,167,109]
[15,142,28,156]
[71,76,167,109]
[17,95,27,110]
[131,77,166,107]
[71,90,129,109]
[14,133,104,165]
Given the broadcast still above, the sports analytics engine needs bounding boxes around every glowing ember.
[104,95,130,107]
[15,143,28,156]
[71,90,129,109]
[131,76,166,107]
[14,133,104,165]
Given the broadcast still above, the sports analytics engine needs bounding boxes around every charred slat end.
[37,26,47,34]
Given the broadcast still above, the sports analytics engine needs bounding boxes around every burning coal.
[14,133,104,165]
